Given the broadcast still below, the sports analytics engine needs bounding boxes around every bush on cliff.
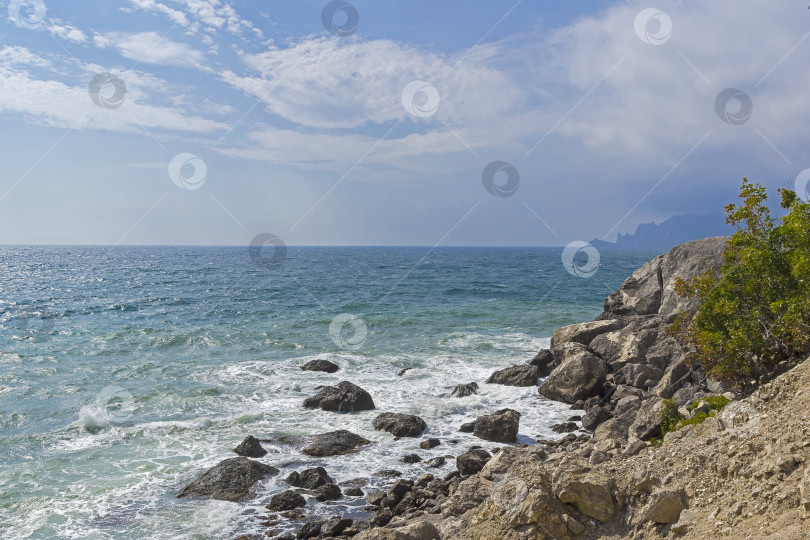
[671,178,810,384]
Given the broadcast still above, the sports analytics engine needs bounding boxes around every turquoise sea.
[0,246,657,539]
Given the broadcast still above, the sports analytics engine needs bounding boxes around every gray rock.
[302,430,371,457]
[603,256,664,316]
[485,364,539,387]
[654,359,692,399]
[302,381,375,412]
[581,405,612,431]
[344,486,364,497]
[593,411,635,443]
[233,435,267,458]
[266,490,306,511]
[285,467,334,490]
[420,438,441,450]
[314,483,342,501]
[538,349,608,403]
[456,447,491,476]
[177,457,279,502]
[623,439,648,456]
[372,412,427,438]
[615,364,664,389]
[426,456,446,468]
[550,421,578,433]
[658,237,727,321]
[403,453,422,464]
[550,319,624,360]
[628,398,665,441]
[473,408,520,443]
[529,349,556,377]
[300,359,339,373]
[449,382,478,398]
[321,517,353,536]
[296,520,323,539]
[458,421,476,433]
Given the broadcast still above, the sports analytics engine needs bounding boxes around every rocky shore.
[176,237,810,539]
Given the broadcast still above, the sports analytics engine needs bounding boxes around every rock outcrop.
[302,381,375,412]
[233,435,267,458]
[177,457,278,502]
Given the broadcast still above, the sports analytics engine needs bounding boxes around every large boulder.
[372,413,427,437]
[658,237,728,320]
[485,364,539,387]
[615,363,664,389]
[538,349,608,403]
[285,467,333,489]
[603,256,664,316]
[473,408,521,443]
[233,435,267,458]
[581,405,612,431]
[456,447,492,476]
[654,358,692,398]
[303,381,375,412]
[266,489,306,511]
[177,457,278,502]
[628,397,665,441]
[529,349,556,377]
[550,319,623,360]
[552,458,617,522]
[302,430,371,457]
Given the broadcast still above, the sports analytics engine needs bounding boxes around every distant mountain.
[590,213,734,252]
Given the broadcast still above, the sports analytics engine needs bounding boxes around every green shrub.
[670,179,810,385]
[650,395,730,446]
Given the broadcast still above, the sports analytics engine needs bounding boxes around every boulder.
[529,349,556,376]
[592,412,635,443]
[603,256,664,316]
[538,349,608,403]
[426,456,446,468]
[233,435,267,458]
[266,490,306,511]
[296,520,323,539]
[354,521,441,540]
[403,453,421,464]
[658,237,728,320]
[285,467,333,490]
[636,489,686,524]
[473,408,521,443]
[456,447,492,476]
[550,319,623,360]
[302,381,374,412]
[322,517,353,536]
[615,364,664,389]
[449,382,479,398]
[654,359,692,399]
[177,457,279,502]
[628,398,665,440]
[552,459,617,522]
[314,482,342,501]
[300,359,340,373]
[581,405,612,431]
[419,438,440,450]
[458,421,476,433]
[301,430,371,457]
[485,364,539,386]
[372,412,427,437]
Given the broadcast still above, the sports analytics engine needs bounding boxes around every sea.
[0,246,658,539]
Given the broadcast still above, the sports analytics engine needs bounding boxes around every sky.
[0,0,808,246]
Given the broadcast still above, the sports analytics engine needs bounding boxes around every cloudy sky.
[0,0,807,246]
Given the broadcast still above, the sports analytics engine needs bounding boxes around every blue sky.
[0,0,808,246]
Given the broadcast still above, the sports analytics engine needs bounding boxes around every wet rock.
[458,421,475,433]
[449,382,478,398]
[426,456,446,468]
[344,486,364,497]
[550,421,578,433]
[367,491,386,506]
[636,488,686,524]
[538,348,608,403]
[419,438,440,450]
[485,364,539,387]
[473,408,521,443]
[456,447,491,476]
[581,405,612,431]
[266,490,306,511]
[314,483,342,502]
[301,430,371,457]
[233,435,267,458]
[302,381,375,412]
[321,516,353,536]
[285,467,334,490]
[300,359,339,373]
[403,453,422,464]
[296,520,323,539]
[376,469,402,478]
[529,348,556,377]
[372,412,427,438]
[177,457,279,502]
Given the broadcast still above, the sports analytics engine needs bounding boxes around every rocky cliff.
[351,237,810,539]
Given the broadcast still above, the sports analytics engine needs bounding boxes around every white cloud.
[93,31,207,69]
[0,46,225,134]
[126,0,260,37]
[46,23,87,44]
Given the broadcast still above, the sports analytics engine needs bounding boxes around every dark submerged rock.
[300,359,340,373]
[285,467,334,490]
[420,438,441,450]
[177,457,278,502]
[301,430,371,457]
[449,382,479,398]
[372,412,427,437]
[302,381,375,412]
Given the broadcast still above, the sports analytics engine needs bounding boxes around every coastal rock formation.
[300,358,340,373]
[538,346,608,403]
[449,382,478,398]
[301,430,371,457]
[302,381,375,412]
[177,457,278,502]
[529,349,556,376]
[485,364,539,387]
[473,408,521,443]
[373,412,427,437]
[456,447,491,476]
[285,467,333,489]
[232,435,267,458]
